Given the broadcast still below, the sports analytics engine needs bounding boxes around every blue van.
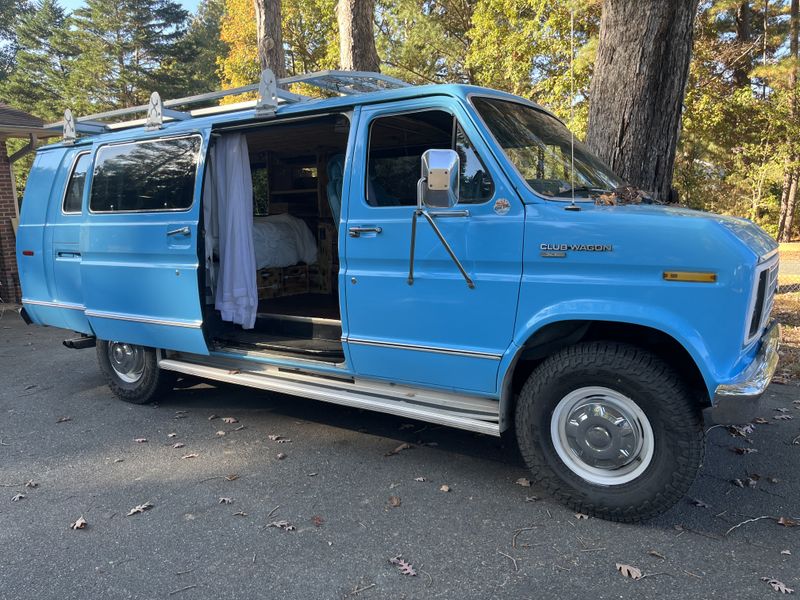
[16,70,780,522]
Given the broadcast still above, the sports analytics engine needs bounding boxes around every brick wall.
[0,138,21,303]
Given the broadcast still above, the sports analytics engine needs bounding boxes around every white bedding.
[251,214,318,270]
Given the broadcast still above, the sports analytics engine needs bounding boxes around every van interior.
[202,114,349,363]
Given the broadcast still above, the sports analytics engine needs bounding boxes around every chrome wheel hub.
[550,386,654,486]
[107,342,145,383]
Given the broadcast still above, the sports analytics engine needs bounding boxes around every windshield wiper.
[552,186,613,198]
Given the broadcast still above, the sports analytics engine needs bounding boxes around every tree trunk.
[734,2,751,88]
[336,0,380,72]
[253,0,286,78]
[585,0,700,202]
[778,0,798,241]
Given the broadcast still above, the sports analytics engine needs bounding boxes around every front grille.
[747,258,778,343]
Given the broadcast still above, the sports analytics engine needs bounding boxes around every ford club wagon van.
[16,70,780,522]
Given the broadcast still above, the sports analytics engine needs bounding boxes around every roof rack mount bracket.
[255,69,279,116]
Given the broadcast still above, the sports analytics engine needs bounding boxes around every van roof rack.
[47,69,410,145]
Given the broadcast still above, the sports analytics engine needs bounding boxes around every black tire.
[96,340,174,404]
[515,341,704,523]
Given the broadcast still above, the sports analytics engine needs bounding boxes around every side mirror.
[417,149,460,208]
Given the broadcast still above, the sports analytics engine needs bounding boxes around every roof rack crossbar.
[48,68,410,141]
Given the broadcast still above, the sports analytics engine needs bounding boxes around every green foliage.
[0,0,70,120]
[66,0,190,112]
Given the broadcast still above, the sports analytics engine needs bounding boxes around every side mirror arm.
[407,206,475,290]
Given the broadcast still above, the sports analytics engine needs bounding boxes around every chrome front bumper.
[709,320,781,424]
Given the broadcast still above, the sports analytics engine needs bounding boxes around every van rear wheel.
[515,342,704,522]
[96,340,173,404]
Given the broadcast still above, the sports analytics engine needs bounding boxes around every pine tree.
[0,0,28,82]
[65,0,189,112]
[0,0,71,120]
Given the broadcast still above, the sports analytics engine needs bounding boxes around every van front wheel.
[96,340,173,404]
[515,342,704,522]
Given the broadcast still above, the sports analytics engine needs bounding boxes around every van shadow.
[159,377,526,469]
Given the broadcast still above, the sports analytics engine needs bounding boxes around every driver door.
[343,99,524,395]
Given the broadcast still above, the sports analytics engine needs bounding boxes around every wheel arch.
[498,314,713,433]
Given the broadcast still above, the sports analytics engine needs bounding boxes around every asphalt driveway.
[1,309,798,599]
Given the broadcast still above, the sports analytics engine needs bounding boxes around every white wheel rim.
[107,342,145,384]
[550,386,654,486]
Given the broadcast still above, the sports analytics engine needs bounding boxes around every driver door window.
[366,110,493,207]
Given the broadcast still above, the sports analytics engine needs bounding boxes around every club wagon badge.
[540,242,613,258]
[494,198,511,215]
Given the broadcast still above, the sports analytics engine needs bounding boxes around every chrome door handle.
[167,226,191,237]
[348,226,383,238]
[428,209,470,218]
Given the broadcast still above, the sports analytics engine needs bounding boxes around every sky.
[59,0,202,14]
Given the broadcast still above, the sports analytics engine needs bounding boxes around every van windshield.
[472,97,624,199]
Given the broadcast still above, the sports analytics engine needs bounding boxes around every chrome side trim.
[256,312,342,327]
[85,309,202,329]
[22,298,85,311]
[159,354,500,436]
[345,337,502,360]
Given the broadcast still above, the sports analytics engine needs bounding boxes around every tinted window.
[367,110,493,206]
[90,136,201,212]
[63,153,91,213]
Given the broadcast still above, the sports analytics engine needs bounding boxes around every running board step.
[158,356,500,436]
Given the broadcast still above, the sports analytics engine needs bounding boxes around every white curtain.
[206,133,258,329]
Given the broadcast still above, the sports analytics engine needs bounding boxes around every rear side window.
[63,153,91,214]
[90,136,201,212]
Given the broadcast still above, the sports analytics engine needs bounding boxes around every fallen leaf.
[413,477,426,482]
[777,517,798,527]
[311,515,324,527]
[524,496,539,503]
[173,413,187,420]
[648,550,666,560]
[276,452,287,460]
[267,434,282,441]
[113,458,124,463]
[126,502,153,516]
[307,472,318,477]
[208,415,219,421]
[172,442,185,449]
[133,438,148,443]
[574,512,589,520]
[222,417,238,424]
[761,577,795,594]
[24,480,38,488]
[775,407,789,413]
[233,511,247,517]
[70,516,87,530]
[389,555,417,576]
[732,447,758,455]
[181,453,198,459]
[218,497,233,505]
[728,424,754,437]
[167,433,177,438]
[225,474,239,481]
[267,520,295,531]
[781,550,791,555]
[56,416,72,423]
[774,415,794,421]
[616,563,643,580]
[691,498,710,508]
[753,417,770,424]
[388,496,401,508]
[515,477,532,487]
[11,493,25,502]
[439,484,450,493]
[215,431,226,437]
[384,442,414,457]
